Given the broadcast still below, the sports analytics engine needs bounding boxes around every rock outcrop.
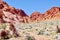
[44,7,60,19]
[0,1,29,39]
[30,12,43,22]
[30,7,60,22]
[0,0,29,23]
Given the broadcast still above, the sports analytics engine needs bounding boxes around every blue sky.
[3,0,60,15]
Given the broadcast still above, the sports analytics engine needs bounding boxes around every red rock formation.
[30,7,60,22]
[44,7,60,20]
[0,0,29,39]
[18,9,28,17]
[0,0,29,23]
[0,0,60,23]
[30,12,43,22]
[0,23,20,38]
[0,10,3,17]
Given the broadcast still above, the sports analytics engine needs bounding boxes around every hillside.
[0,0,60,40]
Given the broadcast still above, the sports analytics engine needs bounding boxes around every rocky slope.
[0,0,60,40]
[30,7,60,22]
[0,0,29,23]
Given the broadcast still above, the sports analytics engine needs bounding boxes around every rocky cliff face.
[0,0,30,23]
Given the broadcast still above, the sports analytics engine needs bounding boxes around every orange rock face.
[30,12,43,22]
[30,7,60,22]
[44,7,60,19]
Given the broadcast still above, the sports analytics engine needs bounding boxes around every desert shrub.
[25,35,35,40]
